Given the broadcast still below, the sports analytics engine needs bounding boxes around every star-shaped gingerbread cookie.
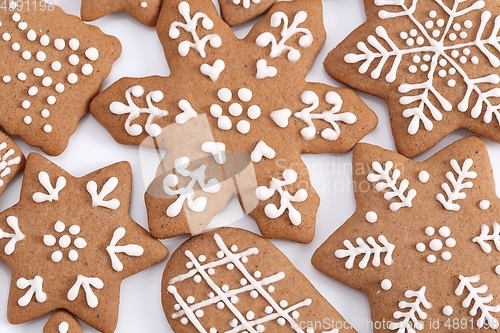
[89,0,378,243]
[0,131,25,196]
[313,136,500,332]
[0,154,168,332]
[324,0,500,157]
[80,0,163,27]
[0,4,121,155]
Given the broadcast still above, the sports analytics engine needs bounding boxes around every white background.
[2,0,500,332]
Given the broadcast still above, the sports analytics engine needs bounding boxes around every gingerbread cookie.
[324,0,500,157]
[43,310,82,333]
[0,131,25,196]
[313,136,500,332]
[163,227,355,333]
[0,3,121,155]
[0,153,168,332]
[89,0,377,243]
[80,0,163,27]
[219,0,276,27]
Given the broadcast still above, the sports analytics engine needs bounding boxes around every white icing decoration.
[82,64,93,76]
[365,211,378,223]
[455,275,500,328]
[200,59,225,82]
[0,142,21,188]
[169,1,222,58]
[106,227,144,272]
[109,86,169,138]
[256,59,277,79]
[58,322,69,333]
[0,216,25,255]
[270,109,292,128]
[292,91,357,141]
[32,171,66,203]
[480,200,491,210]
[251,141,276,163]
[44,221,87,263]
[54,38,65,50]
[40,35,49,47]
[141,1,148,8]
[67,73,78,84]
[69,38,80,51]
[388,286,432,332]
[86,177,120,210]
[85,47,99,61]
[167,233,312,332]
[436,159,477,211]
[16,275,47,306]
[335,235,395,269]
[418,170,430,183]
[443,305,453,316]
[418,225,455,263]
[163,156,221,217]
[201,141,226,165]
[381,279,392,290]
[256,11,313,62]
[67,275,104,308]
[232,0,261,9]
[367,161,417,211]
[473,222,500,253]
[176,99,198,124]
[255,169,308,226]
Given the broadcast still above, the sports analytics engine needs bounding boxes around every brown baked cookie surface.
[0,154,168,333]
[80,0,163,27]
[43,310,82,333]
[163,227,356,333]
[313,136,500,332]
[0,4,121,156]
[324,0,500,157]
[219,0,276,26]
[0,131,25,196]
[90,0,378,243]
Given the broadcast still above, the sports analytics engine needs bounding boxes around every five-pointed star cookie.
[0,131,25,196]
[0,154,168,332]
[89,0,378,243]
[0,4,121,155]
[80,0,163,27]
[324,0,500,158]
[313,136,500,332]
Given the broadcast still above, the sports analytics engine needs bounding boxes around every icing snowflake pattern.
[436,158,477,211]
[0,216,25,255]
[389,286,432,333]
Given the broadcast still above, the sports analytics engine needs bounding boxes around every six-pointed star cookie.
[0,154,168,333]
[0,4,121,155]
[89,0,378,243]
[0,131,25,196]
[324,0,500,157]
[313,136,500,332]
[80,0,163,27]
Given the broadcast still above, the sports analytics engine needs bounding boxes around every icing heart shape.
[270,108,292,128]
[255,59,277,79]
[200,59,226,82]
[251,140,276,163]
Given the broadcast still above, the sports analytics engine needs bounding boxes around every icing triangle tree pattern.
[90,0,377,244]
[324,0,500,157]
[312,136,500,332]
[0,154,168,333]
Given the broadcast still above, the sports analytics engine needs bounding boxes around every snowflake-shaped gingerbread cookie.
[0,4,121,155]
[0,131,25,196]
[325,0,500,157]
[313,136,500,332]
[90,0,377,243]
[0,154,168,332]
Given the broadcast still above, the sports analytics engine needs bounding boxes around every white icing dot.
[12,42,20,51]
[365,211,378,223]
[43,124,53,133]
[2,76,11,83]
[409,29,417,37]
[187,296,195,304]
[226,263,234,270]
[68,249,79,261]
[141,1,148,8]
[443,305,453,316]
[495,265,500,275]
[423,54,431,62]
[85,47,99,61]
[41,109,50,118]
[381,279,392,290]
[54,38,65,50]
[173,304,181,311]
[28,86,38,96]
[67,73,78,84]
[427,254,436,263]
[195,309,204,318]
[21,100,30,109]
[27,29,36,41]
[40,35,50,46]
[425,226,435,236]
[437,19,445,27]
[82,63,93,76]
[429,10,437,18]
[42,77,53,87]
[69,38,80,51]
[230,296,238,304]
[480,200,491,210]
[218,88,232,103]
[416,242,426,252]
[17,72,27,81]
[12,12,21,22]
[250,290,258,298]
[445,237,456,248]
[413,55,420,63]
[246,311,255,320]
[416,36,424,45]
[451,50,459,58]
[59,234,71,248]
[277,318,286,326]
[69,54,79,66]
[221,285,229,292]
[253,271,262,279]
[18,22,28,30]
[265,306,273,314]
[207,268,215,275]
[180,318,188,325]
[55,83,65,93]
[420,64,429,72]
[2,32,10,41]
[74,237,87,249]
[229,103,243,117]
[241,256,248,263]
[429,239,443,251]
[52,250,63,262]
[186,262,193,269]
[23,116,32,124]
[194,275,202,283]
[400,31,408,39]
[69,225,80,235]
[418,170,430,183]
[47,95,56,105]
[447,79,456,87]
[268,285,275,293]
[51,61,62,71]
[425,20,433,29]
[216,251,224,259]
[464,20,473,29]
[408,65,417,74]
[238,88,252,102]
[460,31,467,39]
[471,56,479,65]
[460,56,467,64]
[406,38,414,46]
[43,235,56,246]
[432,29,440,38]
[210,104,223,118]
[280,300,288,307]
[247,105,261,120]
[240,278,247,286]
[218,116,232,130]
[217,302,224,309]
[439,58,447,67]
[230,245,238,252]
[453,23,461,31]
[22,51,31,60]
[463,48,471,56]
[36,51,46,62]
[438,226,451,238]
[441,251,452,261]
[438,69,446,78]
[198,255,206,263]
[237,120,250,134]
[449,33,457,41]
